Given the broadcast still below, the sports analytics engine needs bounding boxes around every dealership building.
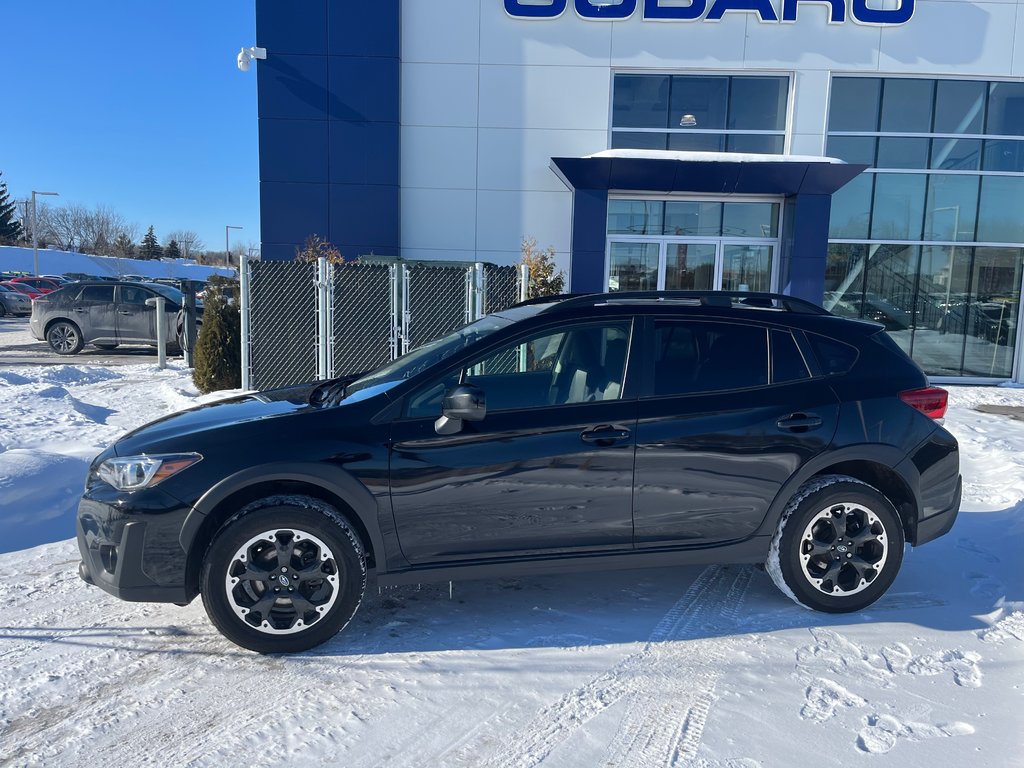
[254,0,1024,381]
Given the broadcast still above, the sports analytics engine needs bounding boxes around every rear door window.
[77,285,115,303]
[652,320,769,396]
[806,332,859,375]
[771,329,810,383]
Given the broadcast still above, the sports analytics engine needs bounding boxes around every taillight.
[899,387,948,420]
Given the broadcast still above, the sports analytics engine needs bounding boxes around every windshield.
[345,314,516,397]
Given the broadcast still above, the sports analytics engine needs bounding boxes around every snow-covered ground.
[0,245,234,281]
[0,364,1021,767]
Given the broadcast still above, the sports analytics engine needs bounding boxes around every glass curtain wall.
[827,77,1024,378]
[612,74,790,154]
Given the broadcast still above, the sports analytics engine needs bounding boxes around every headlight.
[97,453,202,491]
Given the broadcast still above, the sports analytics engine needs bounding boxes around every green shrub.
[192,277,241,393]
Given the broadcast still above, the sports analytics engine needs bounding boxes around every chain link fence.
[241,259,528,390]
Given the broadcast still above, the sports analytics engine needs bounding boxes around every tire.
[766,475,904,613]
[201,496,366,653]
[0,302,6,318]
[46,320,84,355]
[94,343,119,350]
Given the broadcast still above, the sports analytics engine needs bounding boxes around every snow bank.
[0,245,234,280]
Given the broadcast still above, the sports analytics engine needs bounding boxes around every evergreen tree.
[165,239,182,260]
[112,232,135,258]
[140,225,162,259]
[0,172,24,244]
[192,277,241,393]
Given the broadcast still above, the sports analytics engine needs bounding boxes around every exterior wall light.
[237,46,267,72]
[679,114,698,127]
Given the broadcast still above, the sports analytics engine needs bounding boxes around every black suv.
[77,292,961,652]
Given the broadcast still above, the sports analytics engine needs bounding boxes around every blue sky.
[1,1,259,253]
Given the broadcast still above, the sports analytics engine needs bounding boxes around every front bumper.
[77,491,195,604]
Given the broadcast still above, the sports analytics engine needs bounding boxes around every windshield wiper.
[309,372,368,407]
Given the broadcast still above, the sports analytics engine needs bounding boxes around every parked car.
[0,281,44,299]
[0,283,33,316]
[7,276,62,294]
[77,291,961,653]
[30,281,199,355]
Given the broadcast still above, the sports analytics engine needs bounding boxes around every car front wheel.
[201,496,366,653]
[47,321,84,355]
[767,475,904,613]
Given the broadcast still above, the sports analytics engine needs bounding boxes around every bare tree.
[165,230,204,260]
[36,202,137,255]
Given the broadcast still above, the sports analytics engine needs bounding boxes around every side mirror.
[434,384,486,435]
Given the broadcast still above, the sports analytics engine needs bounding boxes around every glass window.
[930,138,982,171]
[613,74,670,129]
[911,245,973,375]
[977,176,1024,243]
[728,76,788,131]
[665,243,716,290]
[829,78,881,132]
[933,80,986,134]
[982,139,1024,172]
[771,329,810,383]
[721,244,773,292]
[876,137,930,169]
[608,200,664,235]
[824,244,868,319]
[963,247,1021,377]
[986,82,1024,136]
[668,133,726,152]
[465,323,632,409]
[722,202,779,238]
[871,174,926,241]
[669,75,728,131]
[78,285,115,303]
[120,286,154,305]
[609,242,659,291]
[863,244,920,350]
[652,321,768,396]
[806,334,859,375]
[726,134,786,154]
[924,175,979,242]
[828,174,873,240]
[880,79,934,134]
[612,131,668,151]
[827,136,877,166]
[663,201,722,236]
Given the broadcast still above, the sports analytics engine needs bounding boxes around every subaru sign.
[504,0,914,25]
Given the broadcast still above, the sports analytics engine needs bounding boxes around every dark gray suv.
[30,281,187,355]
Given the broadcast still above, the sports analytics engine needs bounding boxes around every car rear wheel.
[766,475,904,613]
[47,321,84,355]
[201,496,366,653]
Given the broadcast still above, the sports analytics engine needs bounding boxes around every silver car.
[29,281,188,355]
[0,283,33,317]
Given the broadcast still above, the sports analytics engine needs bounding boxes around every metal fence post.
[325,260,336,378]
[401,264,411,356]
[316,256,329,380]
[474,262,485,320]
[239,254,251,391]
[519,263,529,303]
[389,264,401,361]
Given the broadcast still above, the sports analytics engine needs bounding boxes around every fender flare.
[178,462,388,565]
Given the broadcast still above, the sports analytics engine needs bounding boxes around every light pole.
[225,225,242,266]
[31,190,59,275]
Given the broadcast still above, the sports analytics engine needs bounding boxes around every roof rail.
[536,290,830,315]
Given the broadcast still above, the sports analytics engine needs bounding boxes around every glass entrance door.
[721,243,774,292]
[665,243,717,290]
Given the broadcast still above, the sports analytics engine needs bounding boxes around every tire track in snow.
[481,565,757,768]
[601,566,755,768]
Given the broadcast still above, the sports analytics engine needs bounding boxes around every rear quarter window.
[806,332,859,375]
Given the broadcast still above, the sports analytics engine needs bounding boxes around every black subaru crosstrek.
[77,291,961,652]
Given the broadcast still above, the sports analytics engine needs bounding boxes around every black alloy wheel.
[768,475,904,613]
[201,497,366,653]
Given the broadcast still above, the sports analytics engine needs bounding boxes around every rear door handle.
[777,413,823,432]
[580,426,631,445]
[118,310,131,315]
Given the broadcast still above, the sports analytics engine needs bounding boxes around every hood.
[113,382,348,456]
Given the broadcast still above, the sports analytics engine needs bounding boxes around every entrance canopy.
[550,150,867,301]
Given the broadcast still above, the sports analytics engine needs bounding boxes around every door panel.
[721,243,774,292]
[73,285,116,340]
[390,401,638,563]
[665,243,716,290]
[115,286,157,342]
[633,380,839,546]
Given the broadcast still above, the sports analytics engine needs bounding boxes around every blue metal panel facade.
[256,0,400,261]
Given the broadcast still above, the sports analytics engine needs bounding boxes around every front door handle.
[580,426,631,446]
[777,413,823,432]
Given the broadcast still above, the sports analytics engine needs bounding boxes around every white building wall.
[400,0,1024,274]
